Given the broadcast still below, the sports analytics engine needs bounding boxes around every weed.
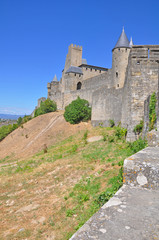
[133,120,144,135]
[118,160,124,166]
[128,137,147,154]
[114,127,127,140]
[66,209,75,217]
[109,119,115,127]
[83,130,88,144]
[95,167,123,207]
[48,217,55,227]
[149,92,157,131]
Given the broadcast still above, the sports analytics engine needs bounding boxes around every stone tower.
[64,44,82,72]
[112,28,131,88]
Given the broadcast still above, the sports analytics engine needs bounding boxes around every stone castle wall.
[122,45,159,141]
[46,42,159,140]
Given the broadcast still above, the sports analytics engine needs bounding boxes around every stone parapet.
[124,147,159,190]
[70,147,159,239]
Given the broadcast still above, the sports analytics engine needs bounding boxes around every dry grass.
[0,126,133,240]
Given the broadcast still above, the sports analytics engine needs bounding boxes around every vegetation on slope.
[0,126,147,240]
[34,99,57,117]
[0,115,32,142]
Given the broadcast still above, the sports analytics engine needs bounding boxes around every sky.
[0,0,159,115]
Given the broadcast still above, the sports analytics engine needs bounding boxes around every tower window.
[116,72,118,77]
[77,82,82,90]
[75,73,76,76]
[117,84,119,87]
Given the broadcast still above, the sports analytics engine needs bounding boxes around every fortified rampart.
[45,29,159,140]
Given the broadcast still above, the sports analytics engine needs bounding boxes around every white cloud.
[0,107,32,115]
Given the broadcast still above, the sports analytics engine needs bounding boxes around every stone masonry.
[70,146,159,240]
[46,28,159,141]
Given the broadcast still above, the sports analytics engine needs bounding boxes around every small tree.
[64,97,91,124]
[34,99,57,117]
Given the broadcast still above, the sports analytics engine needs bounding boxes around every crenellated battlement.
[69,44,82,50]
[131,45,159,61]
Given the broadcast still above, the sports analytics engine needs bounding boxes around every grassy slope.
[0,126,140,240]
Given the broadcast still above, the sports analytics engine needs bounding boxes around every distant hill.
[0,114,24,120]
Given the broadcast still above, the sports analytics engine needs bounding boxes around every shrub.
[0,124,18,141]
[133,120,144,135]
[83,130,88,144]
[114,127,127,140]
[64,97,91,124]
[128,137,147,154]
[109,119,115,127]
[149,92,157,131]
[95,167,123,207]
[34,99,57,117]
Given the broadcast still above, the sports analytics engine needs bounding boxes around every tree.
[34,99,57,117]
[64,97,91,124]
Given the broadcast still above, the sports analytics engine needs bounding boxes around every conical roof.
[113,28,130,50]
[129,37,133,47]
[52,74,58,82]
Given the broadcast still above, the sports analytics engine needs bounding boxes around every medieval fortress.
[46,28,159,141]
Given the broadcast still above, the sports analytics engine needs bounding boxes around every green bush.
[133,120,144,135]
[109,119,115,127]
[114,127,127,140]
[34,99,57,117]
[128,137,147,154]
[95,167,123,207]
[64,97,91,124]
[149,92,157,131]
[0,124,18,141]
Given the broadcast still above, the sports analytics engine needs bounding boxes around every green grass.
[0,126,147,240]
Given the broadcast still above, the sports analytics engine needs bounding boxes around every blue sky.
[0,0,159,115]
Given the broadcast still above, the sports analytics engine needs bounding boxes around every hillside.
[0,113,146,239]
[0,121,139,239]
[0,111,91,162]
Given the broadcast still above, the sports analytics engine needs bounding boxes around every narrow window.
[95,69,97,71]
[99,70,101,73]
[137,61,140,65]
[116,72,118,77]
[90,68,92,71]
[86,68,87,70]
[117,84,119,87]
[75,73,76,76]
[77,82,82,90]
[125,48,127,52]
[118,48,120,52]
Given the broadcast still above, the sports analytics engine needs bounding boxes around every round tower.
[112,28,131,88]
